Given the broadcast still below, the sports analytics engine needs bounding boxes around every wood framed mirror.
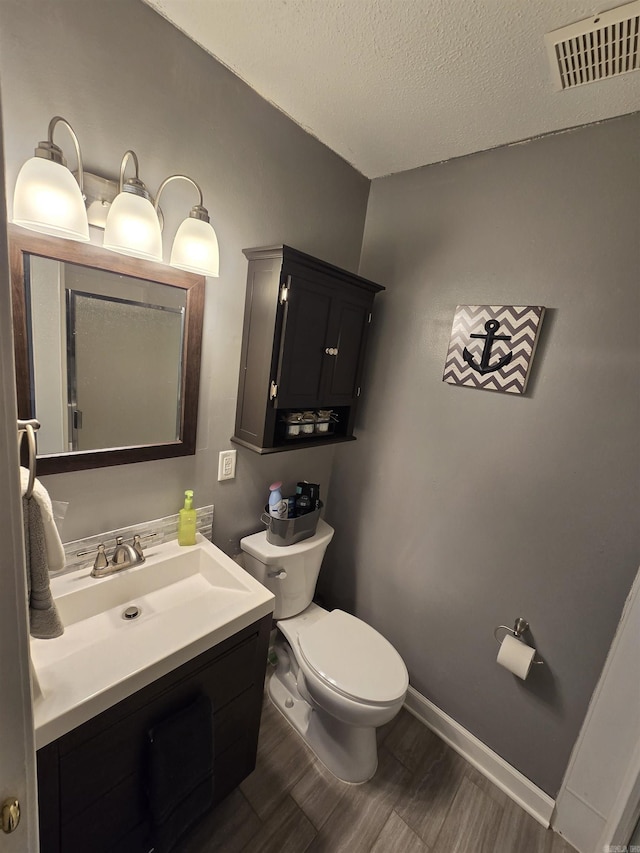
[9,225,205,474]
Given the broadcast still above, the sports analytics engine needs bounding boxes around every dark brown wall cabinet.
[233,245,384,453]
[37,616,270,853]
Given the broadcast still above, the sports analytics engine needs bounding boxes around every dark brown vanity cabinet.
[233,245,384,453]
[36,616,270,853]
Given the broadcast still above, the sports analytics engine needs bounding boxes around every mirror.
[10,226,205,474]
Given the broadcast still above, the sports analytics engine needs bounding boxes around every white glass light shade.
[103,192,162,262]
[13,157,89,242]
[170,217,220,277]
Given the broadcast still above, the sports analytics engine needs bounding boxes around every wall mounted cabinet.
[233,245,384,453]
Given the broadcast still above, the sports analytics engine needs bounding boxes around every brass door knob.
[1,798,20,833]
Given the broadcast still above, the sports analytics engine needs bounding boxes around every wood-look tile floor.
[182,677,578,853]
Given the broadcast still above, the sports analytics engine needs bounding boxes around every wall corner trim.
[404,686,555,827]
[553,565,640,853]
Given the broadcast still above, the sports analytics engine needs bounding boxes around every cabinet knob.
[325,347,339,356]
[1,799,20,834]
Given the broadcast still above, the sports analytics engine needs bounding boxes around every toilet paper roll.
[497,634,536,680]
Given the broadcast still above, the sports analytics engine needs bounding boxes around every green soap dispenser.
[178,490,197,546]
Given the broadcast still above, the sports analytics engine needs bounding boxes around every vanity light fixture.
[12,116,90,242]
[13,121,219,274]
[154,175,220,277]
[103,150,163,262]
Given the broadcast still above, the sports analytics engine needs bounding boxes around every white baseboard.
[404,686,555,828]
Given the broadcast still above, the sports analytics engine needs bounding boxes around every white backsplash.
[60,505,214,576]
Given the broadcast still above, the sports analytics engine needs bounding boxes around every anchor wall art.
[443,305,545,394]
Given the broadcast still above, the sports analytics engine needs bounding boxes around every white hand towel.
[20,468,65,571]
[20,467,65,638]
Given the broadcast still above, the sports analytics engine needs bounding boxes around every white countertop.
[31,535,274,749]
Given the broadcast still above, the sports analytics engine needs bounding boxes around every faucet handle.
[132,532,156,560]
[77,543,109,572]
[132,535,143,559]
[94,544,109,571]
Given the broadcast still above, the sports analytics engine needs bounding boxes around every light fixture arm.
[117,149,152,200]
[34,115,85,197]
[118,149,139,191]
[154,174,210,222]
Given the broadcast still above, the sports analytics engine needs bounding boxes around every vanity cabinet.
[36,615,271,853]
[232,245,384,453]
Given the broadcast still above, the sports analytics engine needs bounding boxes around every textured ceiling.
[144,0,640,178]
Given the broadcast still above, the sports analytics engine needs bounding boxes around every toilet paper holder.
[494,618,544,665]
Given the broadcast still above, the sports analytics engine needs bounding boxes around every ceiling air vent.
[545,1,639,90]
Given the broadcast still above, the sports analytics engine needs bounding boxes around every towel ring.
[18,420,39,499]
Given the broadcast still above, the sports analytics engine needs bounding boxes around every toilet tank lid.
[240,518,334,564]
[298,610,408,705]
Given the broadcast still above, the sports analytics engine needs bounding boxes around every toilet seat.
[297,609,408,705]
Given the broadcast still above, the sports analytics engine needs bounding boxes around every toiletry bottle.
[295,493,311,515]
[296,481,320,511]
[178,489,197,546]
[268,482,288,519]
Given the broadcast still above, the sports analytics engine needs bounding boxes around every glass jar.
[284,412,303,437]
[300,411,316,434]
[315,409,333,433]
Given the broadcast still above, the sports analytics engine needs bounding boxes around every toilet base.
[269,666,378,784]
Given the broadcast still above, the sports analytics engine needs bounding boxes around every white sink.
[31,534,274,749]
[54,542,254,627]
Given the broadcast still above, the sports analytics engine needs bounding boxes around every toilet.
[240,519,408,783]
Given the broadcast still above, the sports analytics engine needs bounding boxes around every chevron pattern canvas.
[443,305,545,394]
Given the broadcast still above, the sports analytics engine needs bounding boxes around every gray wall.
[320,114,640,796]
[0,0,370,550]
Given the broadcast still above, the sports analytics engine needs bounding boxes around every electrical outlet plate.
[217,449,237,481]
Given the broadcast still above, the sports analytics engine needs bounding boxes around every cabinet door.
[275,273,334,408]
[322,290,373,404]
[276,274,374,409]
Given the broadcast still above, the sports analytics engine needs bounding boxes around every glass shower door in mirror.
[68,290,184,451]
[27,256,186,454]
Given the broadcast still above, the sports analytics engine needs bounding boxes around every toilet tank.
[240,519,334,619]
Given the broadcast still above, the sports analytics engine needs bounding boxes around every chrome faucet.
[78,534,154,578]
[111,537,140,569]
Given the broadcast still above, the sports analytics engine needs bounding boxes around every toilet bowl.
[240,520,408,783]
